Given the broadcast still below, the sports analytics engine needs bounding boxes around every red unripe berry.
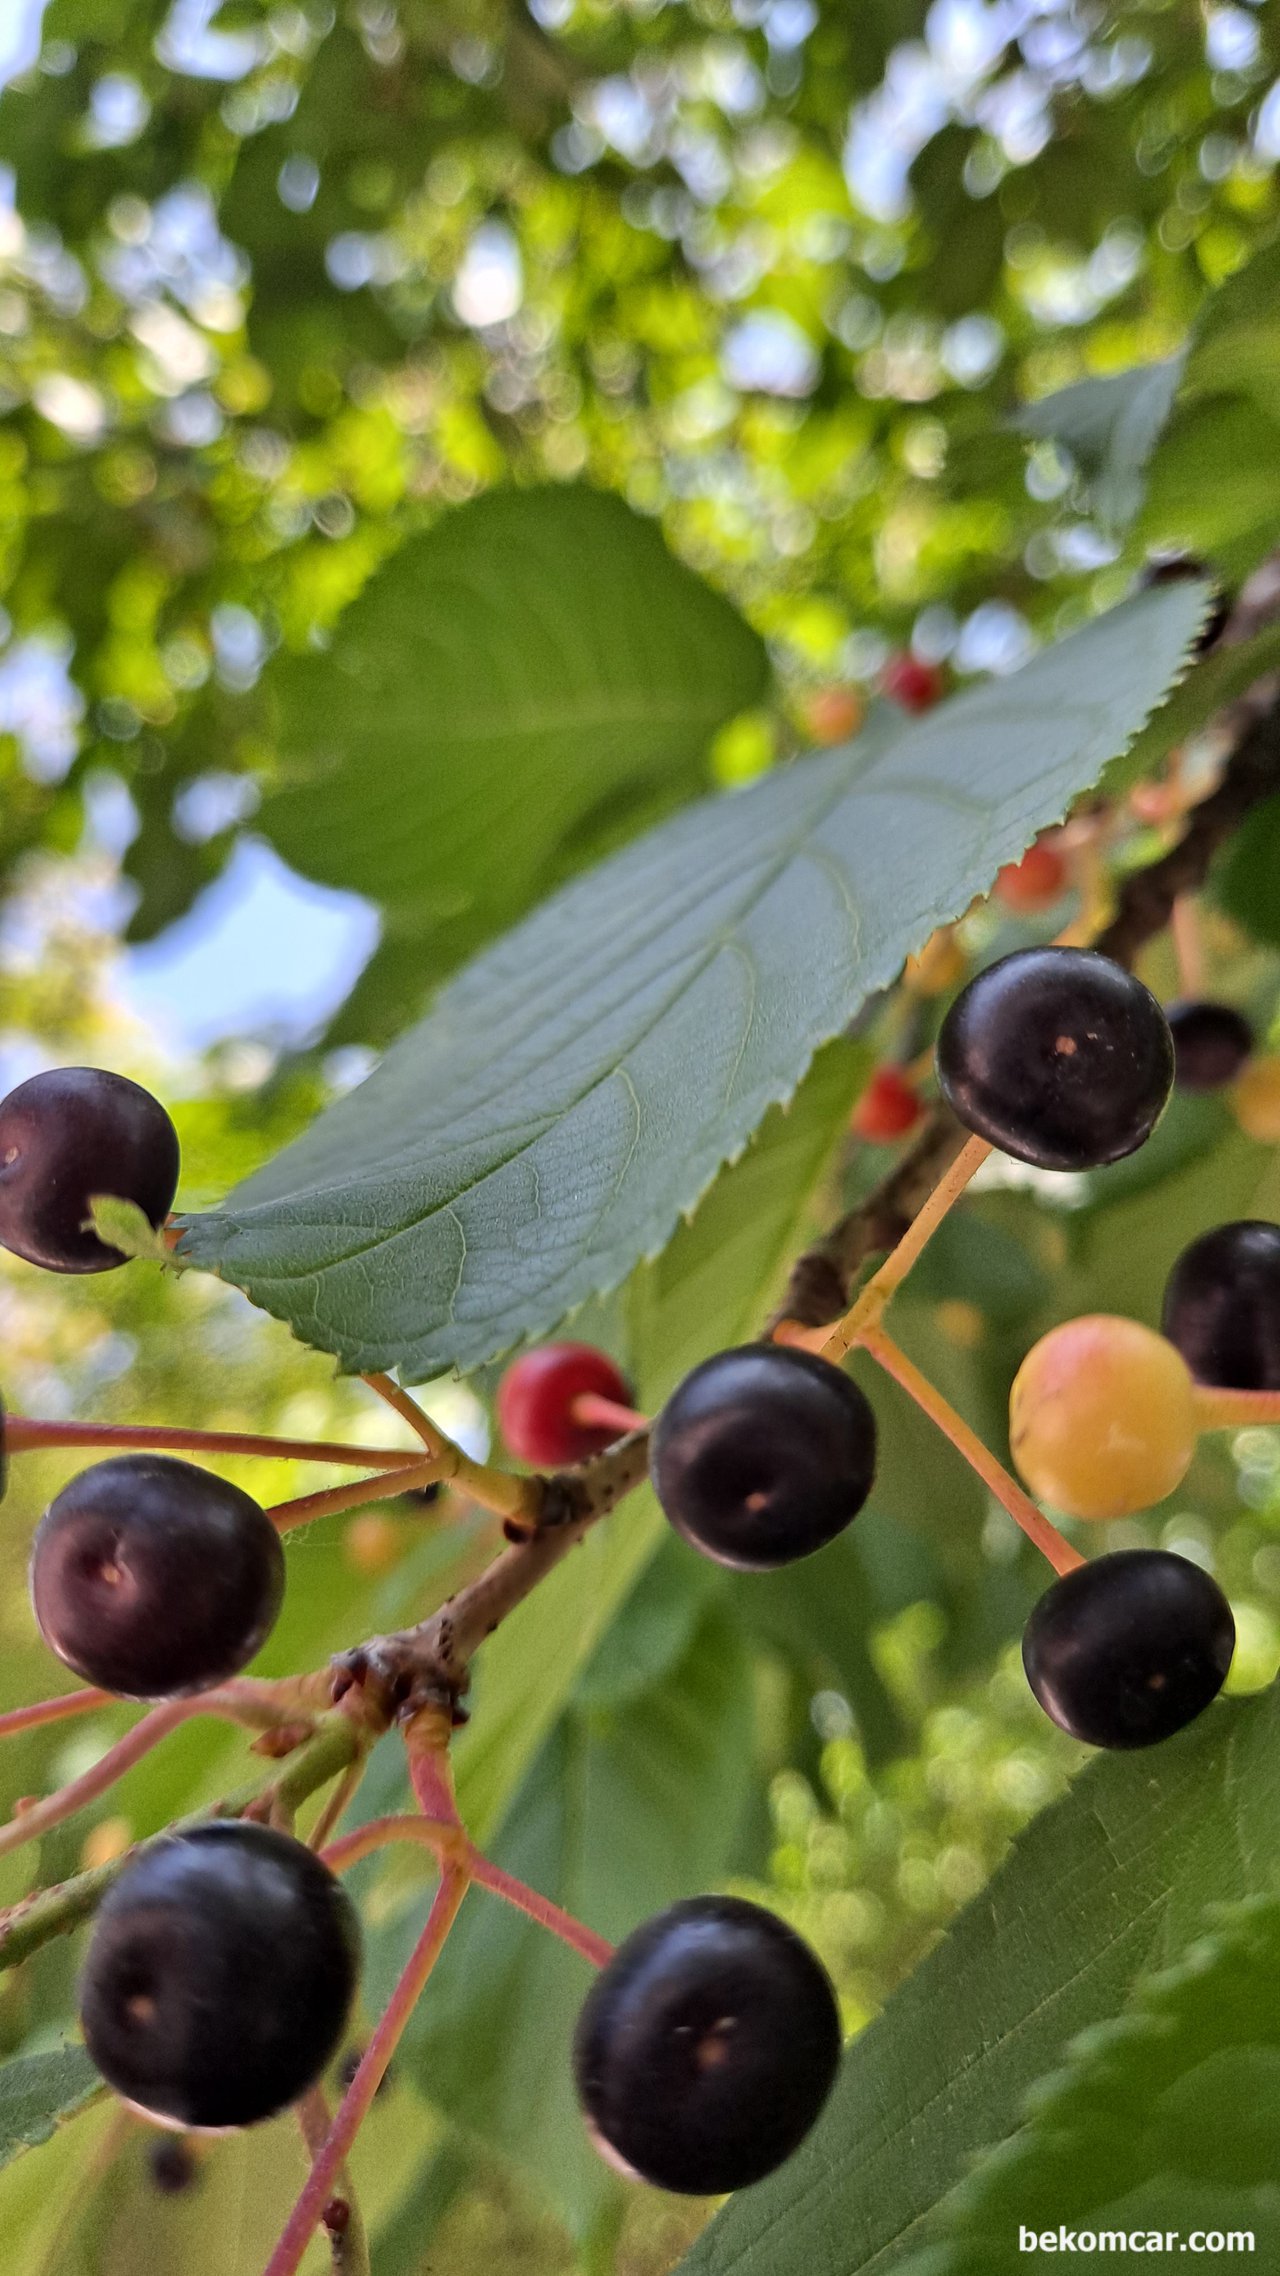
[994,840,1067,913]
[852,1066,922,1143]
[881,654,945,714]
[497,1342,635,1468]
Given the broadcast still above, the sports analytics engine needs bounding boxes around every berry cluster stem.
[809,1133,992,1360]
[262,1864,472,2276]
[0,1680,326,1866]
[362,1371,548,1527]
[295,2089,370,2276]
[2,1416,419,1471]
[269,1458,447,1533]
[1192,1385,1280,1430]
[860,1325,1084,1577]
[570,1390,650,1436]
[0,1687,110,1741]
[466,1851,614,1967]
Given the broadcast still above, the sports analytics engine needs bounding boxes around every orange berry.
[345,1513,403,1574]
[1233,1055,1280,1143]
[804,685,864,745]
[1009,1315,1198,1521]
[994,840,1068,913]
[853,1066,923,1143]
[81,1816,132,1872]
[905,929,967,996]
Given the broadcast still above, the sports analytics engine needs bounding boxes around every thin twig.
[862,1325,1083,1576]
[261,1866,471,2276]
[0,1688,110,1741]
[2,1416,418,1470]
[295,2090,370,2276]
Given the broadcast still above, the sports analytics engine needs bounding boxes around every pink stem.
[261,1866,471,2276]
[0,1700,194,1863]
[0,1688,110,1741]
[467,1852,614,1969]
[862,1325,1085,1578]
[569,1392,650,1436]
[322,1815,448,1874]
[2,1417,416,1470]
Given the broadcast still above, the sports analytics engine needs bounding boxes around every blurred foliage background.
[5,3,1280,2272]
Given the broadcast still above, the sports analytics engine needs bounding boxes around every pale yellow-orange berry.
[80,1815,132,1872]
[1009,1314,1198,1521]
[344,1512,403,1574]
[1233,1054,1280,1144]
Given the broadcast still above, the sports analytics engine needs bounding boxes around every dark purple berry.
[1162,1219,1280,1389]
[1165,1000,1254,1091]
[0,1067,179,1273]
[936,946,1174,1170]
[147,2136,198,2194]
[649,1345,876,1571]
[1023,1549,1235,1750]
[574,1895,841,2194]
[30,1455,285,1698]
[80,1822,360,2129]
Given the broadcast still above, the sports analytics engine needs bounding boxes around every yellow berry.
[1009,1315,1198,1521]
[81,1816,132,1872]
[904,928,967,997]
[1233,1054,1280,1143]
[344,1512,402,1574]
[936,1299,985,1351]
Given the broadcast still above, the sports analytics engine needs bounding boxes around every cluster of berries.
[2,930,1274,2197]
[0,1069,841,2193]
[504,945,1273,1767]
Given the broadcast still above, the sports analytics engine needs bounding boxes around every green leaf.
[180,582,1208,1381]
[1018,358,1184,531]
[1141,241,1280,580]
[1216,789,1280,951]
[0,2046,99,2171]
[258,486,769,1040]
[676,1679,1280,2276]
[909,1894,1280,2276]
[452,1041,862,1843]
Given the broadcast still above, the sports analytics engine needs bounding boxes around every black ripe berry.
[1165,1000,1254,1092]
[0,1067,179,1274]
[936,946,1174,1170]
[147,2136,199,2195]
[30,1455,285,1698]
[574,1895,841,2194]
[649,1345,876,1571]
[1023,1549,1235,1750]
[80,1821,360,2129]
[1162,1219,1280,1390]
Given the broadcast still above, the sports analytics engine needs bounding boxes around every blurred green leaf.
[1018,357,1183,532]
[1142,241,1280,580]
[1216,789,1280,951]
[909,1893,1280,2276]
[259,486,769,1041]
[181,582,1209,1381]
[678,1680,1280,2276]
